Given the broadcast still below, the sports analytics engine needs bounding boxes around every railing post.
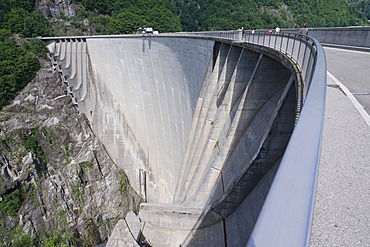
[291,37,296,58]
[297,39,302,64]
[285,34,290,53]
[268,33,272,47]
[280,34,284,52]
[274,34,278,49]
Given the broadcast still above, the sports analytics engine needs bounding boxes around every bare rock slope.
[0,59,141,246]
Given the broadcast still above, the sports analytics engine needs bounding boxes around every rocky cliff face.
[37,0,93,36]
[0,59,141,246]
[37,0,77,19]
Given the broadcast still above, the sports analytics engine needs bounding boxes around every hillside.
[0,0,369,246]
[53,0,369,33]
[174,0,369,31]
[1,0,368,108]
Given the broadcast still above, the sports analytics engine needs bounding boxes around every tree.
[6,8,28,34]
[23,11,52,37]
[0,39,40,108]
[110,12,148,34]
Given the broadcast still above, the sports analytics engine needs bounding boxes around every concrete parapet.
[306,26,370,48]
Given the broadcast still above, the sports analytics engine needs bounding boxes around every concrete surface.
[106,219,139,247]
[85,37,215,204]
[323,47,370,115]
[310,26,370,48]
[310,46,370,247]
[45,35,303,246]
[43,30,370,246]
[310,74,370,247]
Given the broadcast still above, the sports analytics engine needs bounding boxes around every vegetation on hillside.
[347,0,370,24]
[0,0,51,109]
[0,0,52,37]
[0,34,45,109]
[72,0,182,34]
[174,0,367,31]
[0,0,183,110]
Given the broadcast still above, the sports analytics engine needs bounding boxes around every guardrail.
[185,30,327,246]
[243,31,316,100]
[187,30,318,102]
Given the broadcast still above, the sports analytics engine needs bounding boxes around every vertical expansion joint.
[220,170,225,194]
[222,218,228,247]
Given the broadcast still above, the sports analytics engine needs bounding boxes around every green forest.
[75,0,182,34]
[0,0,50,109]
[174,0,370,31]
[1,0,370,109]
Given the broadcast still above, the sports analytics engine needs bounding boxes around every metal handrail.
[186,30,318,102]
[184,30,327,247]
[247,36,326,247]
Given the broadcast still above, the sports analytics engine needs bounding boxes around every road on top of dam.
[324,47,370,114]
[310,47,370,247]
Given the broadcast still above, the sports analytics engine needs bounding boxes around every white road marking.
[327,71,370,128]
[324,46,370,55]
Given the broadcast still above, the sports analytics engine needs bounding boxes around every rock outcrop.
[37,0,77,19]
[37,0,93,36]
[0,59,141,246]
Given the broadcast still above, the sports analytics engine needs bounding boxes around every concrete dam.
[44,33,326,246]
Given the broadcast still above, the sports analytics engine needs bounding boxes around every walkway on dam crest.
[310,48,370,246]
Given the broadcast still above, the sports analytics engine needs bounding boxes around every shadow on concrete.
[182,51,298,246]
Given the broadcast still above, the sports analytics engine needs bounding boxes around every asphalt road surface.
[324,47,370,114]
[310,47,370,247]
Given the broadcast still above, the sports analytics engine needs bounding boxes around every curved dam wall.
[138,41,297,246]
[85,37,214,203]
[47,36,215,203]
[45,35,299,246]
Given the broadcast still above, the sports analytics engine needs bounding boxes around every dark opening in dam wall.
[46,35,302,246]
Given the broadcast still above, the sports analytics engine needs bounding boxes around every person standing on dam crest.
[298,23,309,36]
